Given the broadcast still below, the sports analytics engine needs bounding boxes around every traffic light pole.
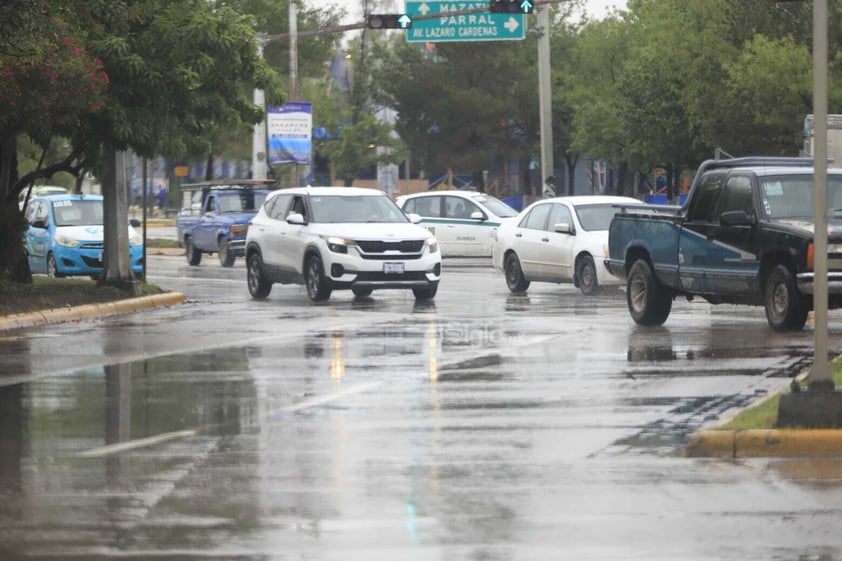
[537,5,553,197]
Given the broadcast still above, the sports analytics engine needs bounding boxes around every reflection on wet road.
[1,256,841,559]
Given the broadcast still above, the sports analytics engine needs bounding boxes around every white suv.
[245,187,441,302]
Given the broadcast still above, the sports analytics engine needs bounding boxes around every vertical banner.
[267,102,312,165]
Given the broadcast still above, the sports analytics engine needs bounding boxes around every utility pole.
[290,0,300,186]
[810,0,831,390]
[251,33,268,180]
[537,5,553,197]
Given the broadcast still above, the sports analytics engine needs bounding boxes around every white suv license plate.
[383,262,405,274]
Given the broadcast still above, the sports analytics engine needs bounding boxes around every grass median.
[718,361,842,430]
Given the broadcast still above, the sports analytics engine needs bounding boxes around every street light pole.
[537,5,553,198]
[290,0,300,187]
[251,33,268,180]
[811,0,832,390]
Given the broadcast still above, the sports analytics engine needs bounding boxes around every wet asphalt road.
[2,254,842,559]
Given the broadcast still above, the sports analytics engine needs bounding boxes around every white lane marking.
[281,381,383,412]
[76,383,382,457]
[77,429,197,458]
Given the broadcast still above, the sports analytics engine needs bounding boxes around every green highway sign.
[405,1,527,43]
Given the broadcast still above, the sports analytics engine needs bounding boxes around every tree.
[0,0,284,284]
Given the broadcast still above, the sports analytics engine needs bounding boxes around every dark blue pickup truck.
[606,157,842,331]
[176,181,274,267]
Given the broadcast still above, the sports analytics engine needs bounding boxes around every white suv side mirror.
[407,212,422,224]
[286,212,306,225]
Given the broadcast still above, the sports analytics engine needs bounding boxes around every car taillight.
[807,242,814,271]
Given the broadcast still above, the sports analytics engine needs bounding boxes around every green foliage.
[377,38,537,178]
[323,113,404,186]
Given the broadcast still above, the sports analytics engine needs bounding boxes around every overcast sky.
[304,0,628,23]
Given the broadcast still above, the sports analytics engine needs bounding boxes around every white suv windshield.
[309,194,410,223]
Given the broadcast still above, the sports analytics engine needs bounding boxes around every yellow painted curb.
[686,429,842,458]
[0,292,187,332]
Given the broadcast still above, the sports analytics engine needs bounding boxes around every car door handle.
[542,237,549,242]
[515,233,522,238]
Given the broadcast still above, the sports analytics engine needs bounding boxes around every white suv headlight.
[426,236,439,254]
[324,235,354,254]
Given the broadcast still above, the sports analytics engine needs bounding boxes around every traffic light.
[489,0,533,14]
[366,13,413,29]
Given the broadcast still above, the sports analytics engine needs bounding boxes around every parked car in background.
[24,193,143,278]
[246,187,441,302]
[492,195,644,295]
[395,190,518,257]
[18,185,68,209]
[176,180,274,267]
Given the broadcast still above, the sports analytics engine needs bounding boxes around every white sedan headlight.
[54,233,80,248]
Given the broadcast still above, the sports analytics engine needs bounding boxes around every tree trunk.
[616,161,632,197]
[101,144,136,288]
[0,135,18,204]
[565,152,578,196]
[205,154,215,180]
[666,164,675,203]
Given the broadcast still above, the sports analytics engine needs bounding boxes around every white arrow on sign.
[504,16,520,33]
[418,2,430,15]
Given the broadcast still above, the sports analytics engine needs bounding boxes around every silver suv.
[245,187,442,302]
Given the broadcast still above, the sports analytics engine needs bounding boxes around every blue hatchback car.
[24,194,144,278]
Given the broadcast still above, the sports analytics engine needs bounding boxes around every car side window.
[718,175,754,217]
[290,195,307,221]
[266,194,292,220]
[25,201,40,223]
[521,203,552,230]
[444,196,474,219]
[414,196,442,218]
[34,201,48,224]
[546,203,573,232]
[686,172,725,223]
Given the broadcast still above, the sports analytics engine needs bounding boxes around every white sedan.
[395,190,518,257]
[492,195,643,295]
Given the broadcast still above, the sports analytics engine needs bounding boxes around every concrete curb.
[0,292,187,332]
[147,247,185,256]
[686,429,842,458]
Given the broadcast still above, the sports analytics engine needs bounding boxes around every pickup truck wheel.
[576,255,599,295]
[305,255,332,302]
[627,259,672,326]
[765,264,808,331]
[218,238,235,267]
[247,253,272,299]
[413,282,438,300]
[505,252,530,293]
[185,237,202,266]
